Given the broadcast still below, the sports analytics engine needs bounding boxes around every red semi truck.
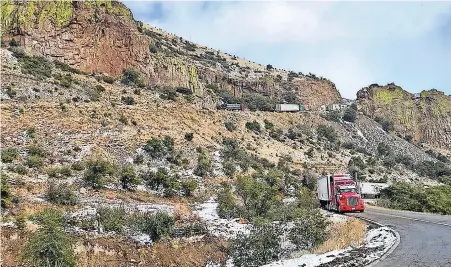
[317,173,365,213]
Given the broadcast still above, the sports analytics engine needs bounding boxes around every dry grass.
[313,217,367,254]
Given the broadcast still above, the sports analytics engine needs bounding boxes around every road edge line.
[351,215,401,267]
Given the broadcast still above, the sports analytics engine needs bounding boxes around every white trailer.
[276,104,299,112]
[358,182,389,199]
[317,175,331,201]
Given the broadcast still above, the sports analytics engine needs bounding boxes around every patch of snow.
[1,221,16,228]
[130,233,153,245]
[194,198,250,238]
[356,129,367,141]
[262,248,349,267]
[319,209,348,223]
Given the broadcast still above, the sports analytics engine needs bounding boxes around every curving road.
[352,205,451,267]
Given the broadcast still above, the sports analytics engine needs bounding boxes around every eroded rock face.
[1,0,341,110]
[357,84,451,149]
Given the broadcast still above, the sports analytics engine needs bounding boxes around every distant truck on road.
[357,182,389,199]
[317,173,365,213]
[275,104,305,112]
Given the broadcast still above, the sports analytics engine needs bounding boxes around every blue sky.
[123,1,451,99]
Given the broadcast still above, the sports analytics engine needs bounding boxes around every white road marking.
[364,211,451,228]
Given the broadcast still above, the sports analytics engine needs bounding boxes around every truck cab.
[317,174,365,213]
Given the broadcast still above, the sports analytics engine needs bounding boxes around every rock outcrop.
[0,0,341,110]
[357,83,451,149]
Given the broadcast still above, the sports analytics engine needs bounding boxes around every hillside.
[1,1,451,267]
[0,0,340,110]
[357,83,451,150]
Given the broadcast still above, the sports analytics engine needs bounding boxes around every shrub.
[342,107,357,122]
[1,148,18,163]
[118,114,128,125]
[181,179,198,196]
[22,208,76,267]
[53,73,73,88]
[102,75,115,84]
[342,142,355,149]
[53,60,80,74]
[377,143,391,157]
[134,211,174,241]
[288,209,330,250]
[142,168,181,197]
[1,173,13,208]
[60,166,72,177]
[46,182,77,206]
[230,224,283,267]
[28,145,46,157]
[83,159,117,189]
[143,136,174,159]
[98,207,126,234]
[15,165,28,175]
[19,56,52,79]
[121,68,143,86]
[375,117,394,132]
[134,154,144,164]
[159,87,177,101]
[224,121,237,132]
[184,132,194,141]
[316,125,338,142]
[223,161,236,176]
[121,96,136,105]
[264,119,274,130]
[242,94,275,111]
[5,86,17,98]
[71,161,85,171]
[245,121,261,133]
[120,165,141,191]
[194,150,212,178]
[217,183,239,219]
[324,111,341,122]
[25,155,43,168]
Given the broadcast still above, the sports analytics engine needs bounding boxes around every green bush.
[342,107,357,122]
[181,178,198,197]
[98,207,126,234]
[377,143,391,157]
[15,165,28,175]
[53,60,80,74]
[316,125,338,142]
[142,168,181,197]
[264,119,274,130]
[60,166,72,177]
[22,208,76,267]
[83,159,117,189]
[230,224,283,267]
[324,111,341,122]
[26,155,43,168]
[28,145,46,157]
[143,136,174,159]
[46,182,77,206]
[159,87,177,101]
[224,121,237,132]
[71,161,85,171]
[102,75,115,84]
[288,209,330,250]
[53,73,73,88]
[1,148,18,163]
[1,173,13,208]
[121,96,136,105]
[120,165,141,191]
[223,161,237,177]
[134,211,174,241]
[194,150,212,178]
[121,68,144,86]
[217,183,239,219]
[184,132,194,141]
[245,121,261,133]
[19,56,52,79]
[375,117,394,132]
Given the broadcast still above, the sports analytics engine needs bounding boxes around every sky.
[122,1,451,99]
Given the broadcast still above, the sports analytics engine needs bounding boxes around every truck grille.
[348,197,358,207]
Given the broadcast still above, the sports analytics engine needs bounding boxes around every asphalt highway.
[353,206,451,267]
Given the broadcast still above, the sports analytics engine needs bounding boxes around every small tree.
[184,132,194,141]
[181,178,198,196]
[121,68,143,86]
[136,211,174,241]
[230,224,283,267]
[342,107,357,122]
[288,209,330,250]
[22,208,76,267]
[84,159,117,189]
[120,165,141,191]
[46,182,77,206]
[217,183,238,219]
[194,150,212,178]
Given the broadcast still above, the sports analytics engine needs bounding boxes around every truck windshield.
[340,188,356,193]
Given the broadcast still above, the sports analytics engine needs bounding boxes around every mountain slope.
[1,0,341,110]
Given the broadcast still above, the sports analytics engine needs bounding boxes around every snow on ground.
[319,209,348,223]
[194,198,250,238]
[260,226,397,267]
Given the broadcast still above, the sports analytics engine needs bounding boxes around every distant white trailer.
[276,104,300,112]
[358,182,389,199]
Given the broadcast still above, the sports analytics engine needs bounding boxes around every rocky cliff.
[0,0,341,109]
[357,83,451,149]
